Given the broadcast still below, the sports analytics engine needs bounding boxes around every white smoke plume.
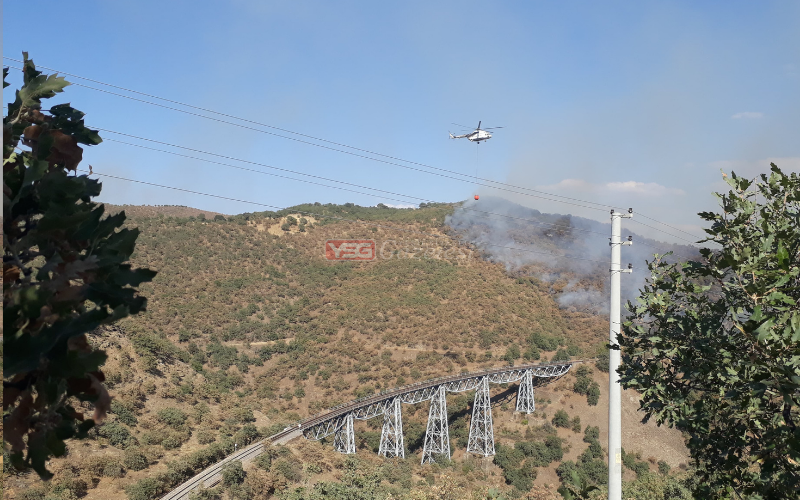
[445,196,699,313]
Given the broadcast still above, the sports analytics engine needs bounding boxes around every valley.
[4,202,692,500]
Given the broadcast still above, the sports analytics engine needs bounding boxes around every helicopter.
[449,121,502,143]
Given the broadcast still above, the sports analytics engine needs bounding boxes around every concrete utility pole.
[608,208,632,500]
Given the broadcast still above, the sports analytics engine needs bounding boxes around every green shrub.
[573,376,591,395]
[552,348,571,362]
[140,429,167,446]
[353,385,374,399]
[111,400,138,427]
[503,344,521,363]
[523,345,541,360]
[658,460,671,475]
[516,440,560,467]
[544,435,564,462]
[50,478,88,499]
[18,488,47,500]
[197,430,216,445]
[530,331,560,351]
[157,407,188,428]
[595,348,610,373]
[125,477,163,500]
[254,452,272,471]
[581,459,609,484]
[229,407,255,424]
[124,448,149,471]
[587,382,601,406]
[234,423,260,447]
[221,460,246,486]
[273,458,302,482]
[552,409,570,428]
[631,460,650,478]
[579,440,603,463]
[556,460,578,483]
[358,431,381,453]
[131,331,185,370]
[98,421,135,449]
[503,461,536,491]
[206,342,239,369]
[162,433,185,450]
[494,443,524,471]
[102,458,126,478]
[583,425,600,443]
[479,330,497,349]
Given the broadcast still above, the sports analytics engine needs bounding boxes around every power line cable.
[103,137,613,238]
[626,219,699,245]
[4,59,613,210]
[94,127,614,235]
[634,213,706,241]
[3,64,700,244]
[3,100,686,246]
[103,138,424,206]
[78,168,617,265]
[1,107,616,239]
[96,128,696,244]
[5,60,703,242]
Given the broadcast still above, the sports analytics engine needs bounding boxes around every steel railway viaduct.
[162,359,581,500]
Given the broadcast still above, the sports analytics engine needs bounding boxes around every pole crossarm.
[299,360,577,441]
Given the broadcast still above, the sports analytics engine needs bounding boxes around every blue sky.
[4,1,799,243]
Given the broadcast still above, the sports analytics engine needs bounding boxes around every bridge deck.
[271,358,589,442]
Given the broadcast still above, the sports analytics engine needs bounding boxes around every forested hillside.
[4,203,692,500]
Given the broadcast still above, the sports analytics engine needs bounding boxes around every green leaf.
[754,319,775,341]
[776,241,789,270]
[18,73,70,108]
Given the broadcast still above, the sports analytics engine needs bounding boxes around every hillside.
[3,202,692,500]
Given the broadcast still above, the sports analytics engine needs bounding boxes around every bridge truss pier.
[467,376,495,457]
[515,369,535,414]
[421,386,450,464]
[378,398,404,459]
[334,413,355,454]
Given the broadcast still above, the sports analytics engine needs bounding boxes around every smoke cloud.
[445,196,699,314]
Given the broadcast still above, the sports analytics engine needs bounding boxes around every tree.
[3,54,156,477]
[558,471,600,500]
[618,165,799,498]
[551,409,570,428]
[221,460,246,486]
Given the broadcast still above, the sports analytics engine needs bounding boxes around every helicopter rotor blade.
[483,126,504,130]
[477,121,481,130]
[451,122,473,129]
